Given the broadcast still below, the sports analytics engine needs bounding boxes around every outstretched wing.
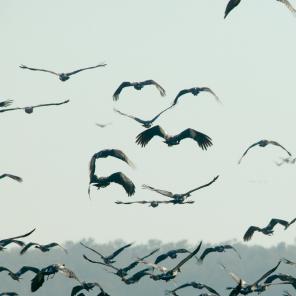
[19,65,58,76]
[243,226,261,242]
[113,82,133,101]
[136,125,168,147]
[155,253,169,264]
[31,272,45,292]
[32,99,70,109]
[278,0,296,14]
[268,218,289,229]
[109,242,133,260]
[171,283,193,293]
[0,174,23,183]
[71,285,84,296]
[141,80,166,97]
[252,260,281,286]
[219,264,244,285]
[82,255,118,270]
[115,200,150,205]
[94,149,135,168]
[0,100,13,108]
[80,242,105,259]
[199,87,221,103]
[16,266,40,276]
[172,89,192,106]
[170,241,202,273]
[20,242,39,255]
[224,0,242,19]
[45,242,68,253]
[2,228,36,242]
[199,247,215,262]
[142,184,173,198]
[185,176,219,196]
[175,128,213,150]
[269,141,292,157]
[113,108,144,124]
[66,63,106,76]
[238,142,261,164]
[107,172,136,196]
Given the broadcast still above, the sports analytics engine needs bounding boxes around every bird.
[150,242,203,282]
[89,172,136,197]
[19,63,106,81]
[83,248,159,278]
[264,273,296,289]
[142,176,219,204]
[113,80,166,101]
[165,282,220,296]
[238,140,292,164]
[154,249,190,264]
[171,87,220,107]
[0,99,70,114]
[20,242,67,255]
[0,174,23,183]
[113,106,172,128]
[80,241,133,265]
[115,200,195,207]
[224,0,296,19]
[31,263,80,292]
[121,268,151,285]
[198,245,241,263]
[0,267,23,281]
[0,228,35,251]
[243,218,296,241]
[136,125,213,149]
[222,261,282,294]
[95,122,112,128]
[0,100,13,108]
[71,282,109,296]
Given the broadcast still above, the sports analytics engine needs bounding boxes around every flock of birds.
[2,1,296,295]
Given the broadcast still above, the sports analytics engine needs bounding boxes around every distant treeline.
[1,239,296,296]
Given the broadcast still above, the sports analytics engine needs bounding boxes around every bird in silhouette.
[224,0,296,19]
[83,248,159,278]
[172,87,220,107]
[89,172,136,197]
[115,200,195,207]
[31,263,80,292]
[198,245,241,263]
[113,80,165,101]
[20,242,67,255]
[0,99,69,114]
[19,63,106,81]
[114,106,171,128]
[71,282,109,296]
[243,218,296,241]
[80,242,133,265]
[154,249,190,265]
[0,228,35,251]
[150,242,202,282]
[0,100,13,108]
[121,268,151,285]
[0,174,22,183]
[143,176,219,204]
[238,140,291,164]
[165,282,220,296]
[136,125,212,149]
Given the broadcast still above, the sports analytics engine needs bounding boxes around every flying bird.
[243,218,296,241]
[113,80,166,101]
[154,249,190,265]
[121,268,151,285]
[71,282,109,296]
[198,245,241,263]
[0,99,69,114]
[20,242,67,255]
[238,140,291,164]
[172,87,220,107]
[0,174,23,183]
[19,63,106,81]
[113,106,172,128]
[80,242,133,265]
[115,200,195,207]
[89,172,135,197]
[165,282,220,296]
[0,228,35,251]
[143,176,219,204]
[136,125,212,149]
[264,273,296,289]
[224,0,296,19]
[95,122,112,128]
[150,242,203,282]
[0,100,13,108]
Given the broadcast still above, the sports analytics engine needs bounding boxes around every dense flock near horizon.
[2,1,296,295]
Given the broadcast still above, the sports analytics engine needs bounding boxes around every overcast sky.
[1,0,296,248]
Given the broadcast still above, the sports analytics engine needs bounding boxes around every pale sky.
[1,0,296,248]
